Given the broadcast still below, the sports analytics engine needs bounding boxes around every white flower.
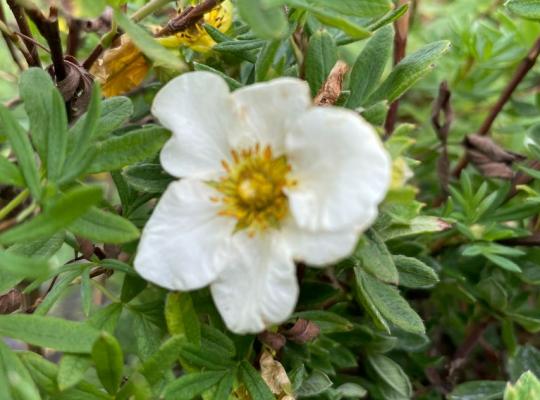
[134,72,391,334]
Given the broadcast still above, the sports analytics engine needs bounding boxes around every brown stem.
[6,0,40,67]
[384,0,410,137]
[156,0,223,37]
[453,36,540,178]
[0,2,24,69]
[66,18,82,56]
[25,6,66,81]
[447,318,492,382]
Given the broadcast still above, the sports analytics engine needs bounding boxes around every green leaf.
[508,346,540,381]
[296,370,333,397]
[367,354,412,398]
[163,370,227,400]
[0,250,51,279]
[347,25,394,108]
[0,185,103,245]
[193,63,244,90]
[293,311,353,333]
[139,335,187,386]
[179,342,236,370]
[81,268,92,316]
[449,380,506,400]
[237,0,289,40]
[367,40,451,105]
[34,270,83,316]
[46,87,68,183]
[336,382,368,398]
[122,163,173,193]
[504,371,540,400]
[70,206,140,244]
[255,40,281,81]
[354,229,399,284]
[0,340,40,400]
[356,268,425,334]
[92,332,124,395]
[63,84,102,180]
[239,360,274,400]
[379,216,451,240]
[486,254,522,273]
[506,0,540,20]
[393,255,439,289]
[299,0,391,17]
[165,292,201,345]
[87,126,171,174]
[0,105,41,199]
[58,354,93,391]
[81,96,133,140]
[114,10,186,70]
[305,30,338,96]
[200,324,236,358]
[19,68,55,159]
[0,155,24,187]
[214,371,234,400]
[0,314,100,353]
[19,351,111,399]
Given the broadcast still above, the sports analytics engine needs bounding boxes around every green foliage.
[2,1,540,399]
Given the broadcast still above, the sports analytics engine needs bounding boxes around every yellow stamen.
[209,144,293,233]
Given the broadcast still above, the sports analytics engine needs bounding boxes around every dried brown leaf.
[314,60,349,106]
[283,319,320,344]
[91,35,150,98]
[260,351,294,397]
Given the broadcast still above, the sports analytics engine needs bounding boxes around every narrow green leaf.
[354,229,399,284]
[0,105,41,199]
[367,40,451,105]
[115,10,186,70]
[193,63,243,90]
[214,371,234,400]
[255,40,281,81]
[238,360,274,400]
[0,250,51,279]
[0,185,103,245]
[293,311,353,333]
[393,255,439,289]
[305,30,337,96]
[163,370,227,400]
[81,268,92,316]
[85,96,133,140]
[70,207,140,244]
[237,0,288,40]
[368,354,412,398]
[34,270,83,316]
[504,371,540,400]
[165,292,201,345]
[46,88,68,182]
[0,340,40,400]
[449,380,506,400]
[19,68,55,159]
[356,268,425,334]
[122,163,173,193]
[57,354,92,391]
[0,155,24,187]
[87,126,171,174]
[506,0,540,20]
[0,314,100,353]
[92,332,124,395]
[347,25,394,108]
[296,370,333,397]
[139,335,187,385]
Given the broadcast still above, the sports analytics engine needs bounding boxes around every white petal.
[281,219,359,266]
[211,233,298,334]
[285,107,391,231]
[134,179,235,291]
[152,72,236,179]
[230,78,311,154]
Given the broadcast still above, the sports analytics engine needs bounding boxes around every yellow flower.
[157,0,233,53]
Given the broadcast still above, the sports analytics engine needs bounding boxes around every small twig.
[447,318,492,383]
[0,2,25,70]
[0,20,32,66]
[66,18,83,56]
[25,5,66,81]
[156,0,224,37]
[431,81,453,197]
[6,0,40,67]
[453,36,540,178]
[384,0,410,137]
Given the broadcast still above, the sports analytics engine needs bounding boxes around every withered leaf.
[258,330,286,352]
[282,319,320,344]
[314,60,349,106]
[260,351,293,397]
[91,35,150,98]
[465,134,525,179]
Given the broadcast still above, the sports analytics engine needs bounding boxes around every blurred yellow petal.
[92,35,150,98]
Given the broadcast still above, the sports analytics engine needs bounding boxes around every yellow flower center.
[209,145,294,233]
